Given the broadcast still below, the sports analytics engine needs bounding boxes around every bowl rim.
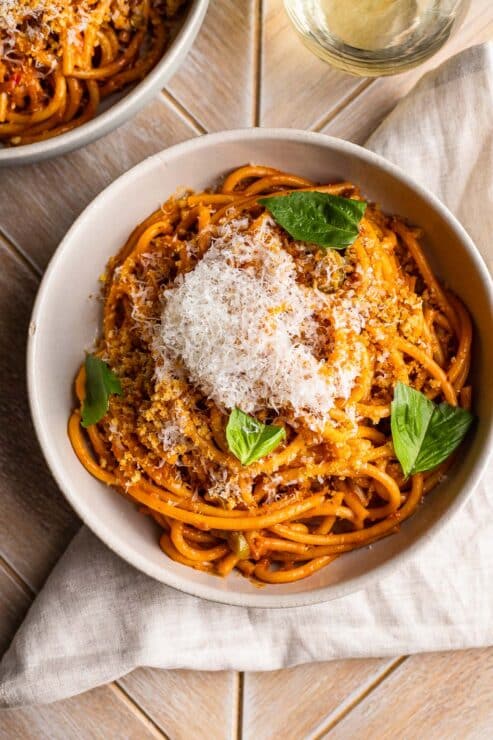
[27,127,493,608]
[0,0,209,167]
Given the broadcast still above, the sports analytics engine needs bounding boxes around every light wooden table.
[1,2,492,738]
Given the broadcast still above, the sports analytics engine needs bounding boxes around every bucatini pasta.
[69,165,473,584]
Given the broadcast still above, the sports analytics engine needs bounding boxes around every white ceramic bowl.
[0,0,208,167]
[28,129,493,607]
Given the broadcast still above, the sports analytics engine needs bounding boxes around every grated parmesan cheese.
[0,1,176,63]
[0,1,91,59]
[206,467,244,505]
[157,420,184,451]
[156,217,362,425]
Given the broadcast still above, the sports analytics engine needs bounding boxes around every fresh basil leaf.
[390,383,435,477]
[81,354,122,428]
[258,191,367,249]
[391,382,473,477]
[412,402,474,474]
[226,408,286,465]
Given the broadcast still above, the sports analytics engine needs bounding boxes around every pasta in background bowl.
[0,0,208,166]
[27,129,493,607]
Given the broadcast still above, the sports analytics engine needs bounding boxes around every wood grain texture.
[324,649,493,740]
[0,684,164,740]
[167,0,256,130]
[120,668,238,739]
[242,659,394,740]
[0,566,31,657]
[0,240,79,590]
[321,0,493,144]
[0,97,197,271]
[260,0,367,129]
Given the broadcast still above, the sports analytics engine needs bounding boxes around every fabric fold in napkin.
[1,43,493,708]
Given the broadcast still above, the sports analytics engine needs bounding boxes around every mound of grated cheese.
[0,0,159,60]
[1,0,92,61]
[156,217,361,424]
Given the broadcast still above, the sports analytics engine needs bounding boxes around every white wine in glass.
[284,0,470,76]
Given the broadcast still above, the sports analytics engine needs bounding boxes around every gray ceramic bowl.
[0,0,208,167]
[27,129,493,607]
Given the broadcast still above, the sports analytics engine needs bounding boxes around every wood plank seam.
[312,78,375,134]
[309,656,408,738]
[0,556,35,600]
[252,0,263,127]
[109,682,170,739]
[0,227,43,278]
[160,89,207,134]
[235,671,245,740]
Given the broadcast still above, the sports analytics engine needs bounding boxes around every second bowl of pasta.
[0,0,208,165]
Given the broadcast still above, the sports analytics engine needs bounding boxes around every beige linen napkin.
[1,43,492,708]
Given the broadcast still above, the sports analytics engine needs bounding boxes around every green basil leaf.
[258,191,367,249]
[81,354,122,428]
[412,402,474,474]
[391,382,473,477]
[226,408,286,465]
[390,383,435,477]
